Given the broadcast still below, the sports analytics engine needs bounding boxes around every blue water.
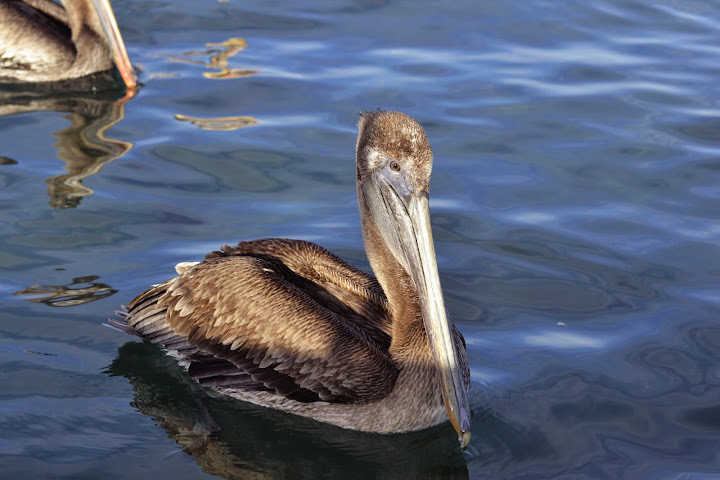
[2,0,720,478]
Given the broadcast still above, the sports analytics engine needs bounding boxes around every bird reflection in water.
[0,88,134,208]
[159,37,258,80]
[107,341,470,480]
[157,37,259,131]
[174,113,259,131]
[14,275,116,306]
[202,38,258,80]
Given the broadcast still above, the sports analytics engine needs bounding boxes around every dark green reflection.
[107,341,469,480]
[14,275,116,306]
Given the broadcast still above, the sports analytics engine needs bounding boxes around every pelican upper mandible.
[0,0,136,88]
[110,110,472,447]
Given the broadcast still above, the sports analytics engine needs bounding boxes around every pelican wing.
[0,0,74,75]
[116,239,398,404]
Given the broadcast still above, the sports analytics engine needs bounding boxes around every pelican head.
[356,110,471,447]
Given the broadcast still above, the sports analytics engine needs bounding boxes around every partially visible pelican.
[0,0,136,88]
[111,111,472,447]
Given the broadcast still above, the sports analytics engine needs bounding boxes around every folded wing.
[112,239,398,404]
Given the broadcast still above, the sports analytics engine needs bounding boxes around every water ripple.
[1,0,719,477]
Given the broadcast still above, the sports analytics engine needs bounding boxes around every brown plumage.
[0,0,136,88]
[111,111,472,446]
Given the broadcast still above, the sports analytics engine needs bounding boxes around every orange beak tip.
[459,430,471,448]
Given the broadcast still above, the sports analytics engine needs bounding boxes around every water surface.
[1,1,719,478]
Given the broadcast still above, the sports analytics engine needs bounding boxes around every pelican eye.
[389,160,401,172]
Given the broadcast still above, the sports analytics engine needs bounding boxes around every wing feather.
[121,239,398,404]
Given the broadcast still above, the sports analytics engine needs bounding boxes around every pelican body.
[0,0,136,88]
[111,111,471,446]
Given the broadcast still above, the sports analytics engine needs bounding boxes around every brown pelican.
[0,0,136,88]
[110,111,472,447]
